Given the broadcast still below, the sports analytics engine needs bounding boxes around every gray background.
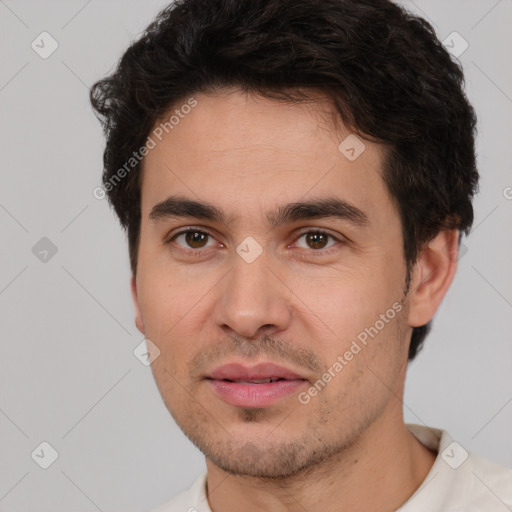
[0,0,511,511]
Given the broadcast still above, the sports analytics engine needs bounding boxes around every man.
[90,0,512,510]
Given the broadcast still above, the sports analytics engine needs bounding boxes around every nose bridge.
[214,246,292,338]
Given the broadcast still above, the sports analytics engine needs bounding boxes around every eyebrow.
[149,195,369,228]
[268,197,369,228]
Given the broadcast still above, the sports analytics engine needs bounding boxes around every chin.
[205,440,315,479]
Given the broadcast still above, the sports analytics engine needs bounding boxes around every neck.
[205,412,436,512]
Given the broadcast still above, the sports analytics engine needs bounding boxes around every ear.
[131,274,145,334]
[407,229,460,328]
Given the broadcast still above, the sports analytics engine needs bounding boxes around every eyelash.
[166,228,346,256]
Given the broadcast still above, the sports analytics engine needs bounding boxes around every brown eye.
[294,231,338,251]
[185,231,209,248]
[172,230,215,250]
[304,232,330,250]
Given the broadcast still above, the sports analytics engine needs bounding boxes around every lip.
[208,362,305,381]
[206,362,308,408]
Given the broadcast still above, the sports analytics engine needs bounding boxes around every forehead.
[140,89,394,228]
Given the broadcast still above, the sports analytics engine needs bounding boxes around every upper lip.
[207,362,306,381]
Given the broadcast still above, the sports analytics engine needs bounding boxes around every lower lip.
[207,379,307,407]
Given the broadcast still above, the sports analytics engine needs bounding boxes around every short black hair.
[90,0,479,361]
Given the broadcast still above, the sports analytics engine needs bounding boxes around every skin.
[131,87,459,512]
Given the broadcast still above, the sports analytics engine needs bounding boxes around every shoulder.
[465,452,512,508]
[149,473,209,512]
[402,424,512,511]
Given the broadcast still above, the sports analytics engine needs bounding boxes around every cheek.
[290,266,407,383]
[290,266,397,333]
[137,256,200,320]
[136,264,215,363]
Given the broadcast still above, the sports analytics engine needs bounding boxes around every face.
[132,88,413,478]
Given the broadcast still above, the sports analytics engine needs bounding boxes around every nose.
[213,250,292,339]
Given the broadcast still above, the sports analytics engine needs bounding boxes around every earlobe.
[130,275,145,334]
[407,230,460,328]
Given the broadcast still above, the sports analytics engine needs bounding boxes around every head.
[90,0,478,478]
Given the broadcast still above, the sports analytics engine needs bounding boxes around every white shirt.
[151,424,512,512]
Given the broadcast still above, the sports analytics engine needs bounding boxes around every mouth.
[205,362,309,408]
[216,377,289,384]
